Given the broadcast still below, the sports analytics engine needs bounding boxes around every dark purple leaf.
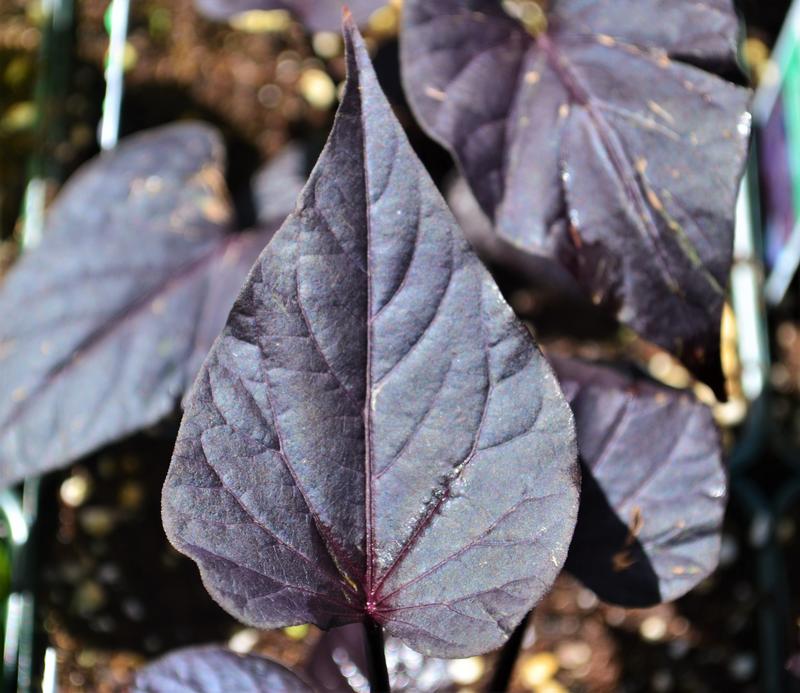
[446,175,584,302]
[551,356,726,606]
[252,143,306,228]
[132,646,312,692]
[402,0,752,390]
[163,20,579,658]
[0,123,290,486]
[195,0,384,32]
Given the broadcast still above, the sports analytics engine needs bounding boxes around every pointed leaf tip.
[341,8,368,65]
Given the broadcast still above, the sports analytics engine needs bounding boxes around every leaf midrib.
[536,31,684,295]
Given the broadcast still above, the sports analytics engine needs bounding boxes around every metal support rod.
[99,0,130,150]
[732,170,771,403]
[3,0,76,689]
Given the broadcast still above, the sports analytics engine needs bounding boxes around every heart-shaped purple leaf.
[195,0,385,32]
[402,0,752,390]
[0,123,293,486]
[162,20,579,658]
[132,646,311,692]
[551,356,726,606]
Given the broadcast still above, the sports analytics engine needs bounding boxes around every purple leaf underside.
[195,0,385,31]
[552,356,726,606]
[163,21,579,658]
[0,122,298,487]
[402,0,752,390]
[132,646,311,692]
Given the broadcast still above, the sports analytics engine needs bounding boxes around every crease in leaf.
[401,0,753,393]
[162,18,579,658]
[0,123,303,486]
[551,355,726,607]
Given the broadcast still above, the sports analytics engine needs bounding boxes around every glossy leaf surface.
[132,646,311,692]
[163,21,579,658]
[552,356,726,606]
[195,0,384,31]
[0,123,291,486]
[402,0,752,388]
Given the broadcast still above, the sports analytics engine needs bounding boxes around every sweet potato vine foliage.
[163,21,579,658]
[402,0,752,389]
[133,646,311,692]
[552,357,726,608]
[0,124,301,486]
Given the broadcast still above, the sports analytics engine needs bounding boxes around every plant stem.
[487,611,531,693]
[364,618,390,692]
